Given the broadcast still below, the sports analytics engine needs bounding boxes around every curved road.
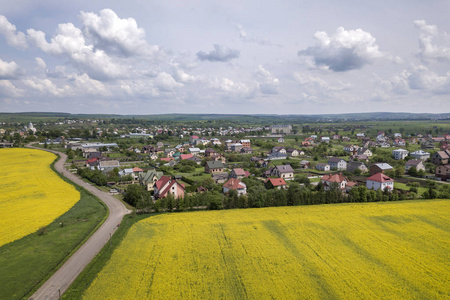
[27,145,131,300]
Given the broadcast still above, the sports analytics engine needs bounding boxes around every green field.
[77,200,448,299]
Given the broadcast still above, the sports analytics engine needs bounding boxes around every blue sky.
[0,0,449,114]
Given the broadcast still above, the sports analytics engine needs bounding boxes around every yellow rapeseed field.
[0,148,80,247]
[84,200,450,299]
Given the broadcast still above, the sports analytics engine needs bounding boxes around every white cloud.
[236,23,275,46]
[0,80,24,97]
[80,9,158,57]
[197,44,240,62]
[0,15,28,49]
[23,77,71,96]
[299,27,384,71]
[210,77,255,98]
[27,23,125,80]
[293,72,352,103]
[414,20,450,62]
[35,57,46,69]
[71,73,109,96]
[0,58,21,79]
[407,65,450,94]
[155,72,183,92]
[255,65,279,94]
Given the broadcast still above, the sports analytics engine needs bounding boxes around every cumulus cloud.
[27,23,125,79]
[210,77,255,98]
[293,72,352,103]
[80,9,158,56]
[197,44,240,62]
[407,65,450,94]
[299,27,384,71]
[414,20,450,62]
[155,72,183,92]
[0,58,21,79]
[0,80,24,97]
[23,77,72,96]
[70,73,110,96]
[255,65,279,94]
[0,15,28,48]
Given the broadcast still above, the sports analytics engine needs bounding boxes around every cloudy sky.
[0,0,449,115]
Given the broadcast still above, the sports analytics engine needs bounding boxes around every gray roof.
[276,164,294,173]
[206,161,226,168]
[374,163,393,170]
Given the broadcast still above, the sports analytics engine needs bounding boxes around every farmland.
[0,148,80,247]
[82,200,449,299]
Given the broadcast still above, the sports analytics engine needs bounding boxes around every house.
[321,173,355,191]
[211,153,226,163]
[393,139,406,147]
[350,154,369,162]
[210,138,222,145]
[188,156,203,165]
[212,172,229,184]
[97,160,120,171]
[270,125,292,134]
[321,137,330,143]
[239,139,251,147]
[189,147,201,156]
[266,152,288,160]
[435,164,450,181]
[138,169,161,189]
[229,168,249,179]
[272,146,286,154]
[357,148,372,157]
[287,149,299,157]
[344,145,359,155]
[223,178,247,196]
[175,145,185,153]
[369,163,393,176]
[392,149,409,160]
[347,161,368,174]
[366,173,394,191]
[356,133,365,139]
[230,143,243,152]
[164,148,176,158]
[328,157,347,171]
[189,135,200,144]
[332,134,340,140]
[316,163,330,171]
[431,150,450,165]
[205,161,226,174]
[405,160,425,173]
[180,154,194,160]
[410,150,430,161]
[299,160,310,169]
[421,140,435,150]
[154,176,185,199]
[265,178,287,189]
[271,165,294,180]
[240,147,254,154]
[205,148,217,157]
[277,137,285,143]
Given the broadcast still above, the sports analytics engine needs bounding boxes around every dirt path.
[27,145,131,300]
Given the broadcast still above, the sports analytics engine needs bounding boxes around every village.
[2,119,448,210]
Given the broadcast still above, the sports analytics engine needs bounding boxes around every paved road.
[27,146,131,300]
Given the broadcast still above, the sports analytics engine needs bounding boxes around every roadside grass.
[0,187,107,300]
[62,213,151,300]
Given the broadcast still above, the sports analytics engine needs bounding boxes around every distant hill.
[0,112,449,123]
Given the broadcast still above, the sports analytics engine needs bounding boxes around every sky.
[0,0,449,115]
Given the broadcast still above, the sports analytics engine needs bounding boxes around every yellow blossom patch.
[84,200,449,299]
[0,148,80,247]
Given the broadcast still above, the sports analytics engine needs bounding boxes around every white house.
[410,150,430,161]
[366,173,394,191]
[328,157,347,171]
[316,163,330,171]
[392,149,409,160]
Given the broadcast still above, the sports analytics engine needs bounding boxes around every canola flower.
[83,200,449,299]
[0,148,80,247]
